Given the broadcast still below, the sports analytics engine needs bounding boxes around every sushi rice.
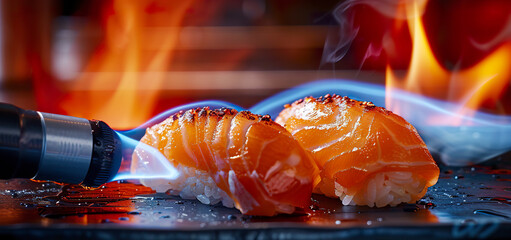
[140,164,235,208]
[325,171,427,207]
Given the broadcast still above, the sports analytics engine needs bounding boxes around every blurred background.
[0,0,510,129]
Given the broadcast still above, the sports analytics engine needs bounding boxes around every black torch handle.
[0,103,122,187]
[0,103,42,179]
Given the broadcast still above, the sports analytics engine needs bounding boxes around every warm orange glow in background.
[60,0,194,129]
[385,0,511,122]
[20,0,331,129]
[2,0,510,129]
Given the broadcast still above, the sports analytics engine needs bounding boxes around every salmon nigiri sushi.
[131,107,317,216]
[275,94,439,207]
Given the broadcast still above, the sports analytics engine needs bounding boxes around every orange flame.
[385,0,511,123]
[61,0,193,129]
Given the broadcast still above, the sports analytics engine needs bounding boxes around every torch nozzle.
[0,103,122,187]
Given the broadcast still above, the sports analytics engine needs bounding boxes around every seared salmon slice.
[132,107,317,216]
[276,94,439,207]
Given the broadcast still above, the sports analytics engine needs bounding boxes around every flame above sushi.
[131,107,317,216]
[276,94,439,207]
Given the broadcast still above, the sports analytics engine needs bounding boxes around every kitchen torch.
[0,103,122,187]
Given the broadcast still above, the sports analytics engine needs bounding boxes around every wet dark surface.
[1,157,511,239]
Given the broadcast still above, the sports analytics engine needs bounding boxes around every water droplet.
[20,203,35,208]
[335,220,341,224]
[474,209,511,219]
[127,211,141,215]
[119,217,129,221]
[426,202,436,208]
[227,215,237,220]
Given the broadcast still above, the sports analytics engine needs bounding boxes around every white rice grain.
[330,171,428,207]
